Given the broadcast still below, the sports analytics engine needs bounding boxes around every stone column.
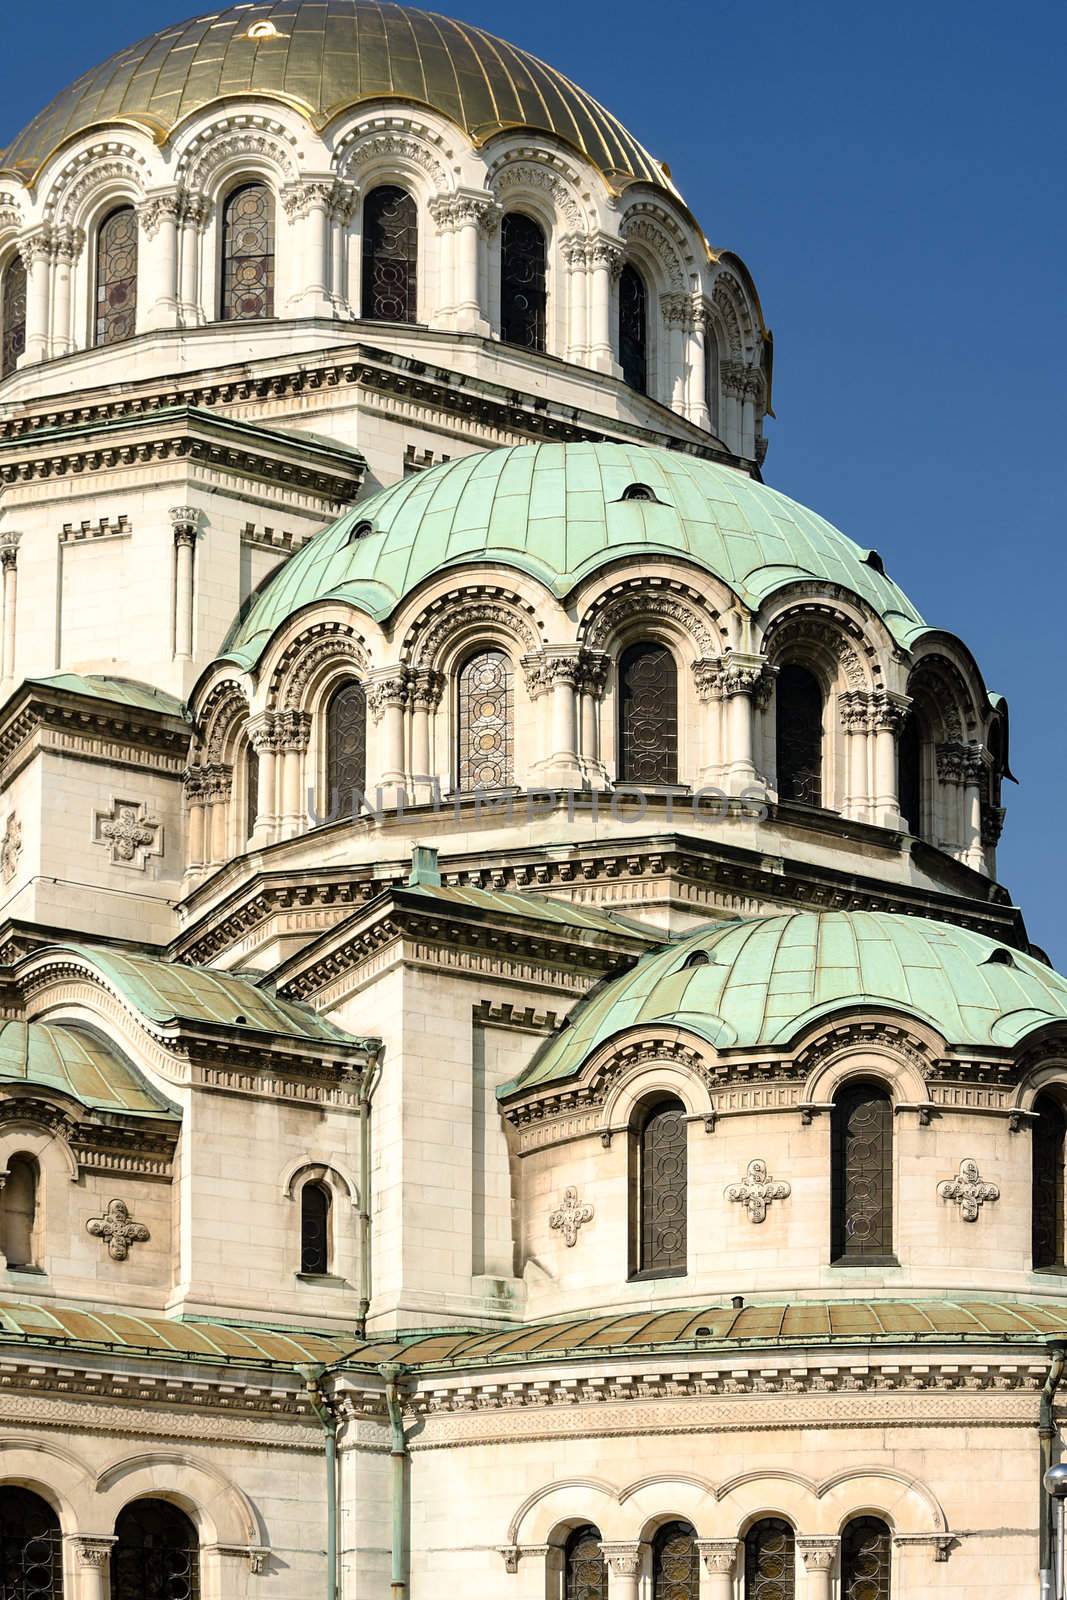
[206,765,233,866]
[589,236,623,372]
[720,361,744,454]
[723,654,772,791]
[687,296,711,430]
[328,182,356,313]
[602,1542,642,1600]
[50,225,82,354]
[138,191,181,330]
[960,743,986,870]
[527,648,584,788]
[839,689,872,820]
[0,532,21,684]
[798,1538,838,1600]
[410,670,444,801]
[453,194,494,334]
[69,1536,116,1600]
[428,194,457,326]
[696,1539,738,1600]
[169,506,199,660]
[869,690,910,829]
[577,649,609,786]
[19,229,53,363]
[661,293,690,412]
[741,374,759,460]
[277,709,312,838]
[562,236,589,362]
[183,766,208,872]
[694,657,726,786]
[284,181,334,317]
[368,669,411,805]
[247,714,280,844]
[178,190,207,326]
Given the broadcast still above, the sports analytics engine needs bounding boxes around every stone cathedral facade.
[0,3,1060,1598]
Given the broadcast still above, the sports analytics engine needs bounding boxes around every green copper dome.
[2,0,666,186]
[501,912,1067,1098]
[222,443,926,669]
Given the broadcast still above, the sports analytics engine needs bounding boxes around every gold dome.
[2,0,668,187]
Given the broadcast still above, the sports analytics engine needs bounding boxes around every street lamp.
[1044,1464,1067,1600]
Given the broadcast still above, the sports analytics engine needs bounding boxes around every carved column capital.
[721,653,774,704]
[366,668,411,722]
[696,1539,738,1575]
[411,669,445,712]
[69,1535,117,1569]
[576,648,609,698]
[601,1541,643,1576]
[274,708,312,752]
[0,531,22,569]
[839,687,873,732]
[867,689,911,734]
[281,178,336,221]
[798,1537,839,1572]
[178,189,209,228]
[137,190,182,238]
[18,226,56,267]
[589,234,624,277]
[169,505,201,545]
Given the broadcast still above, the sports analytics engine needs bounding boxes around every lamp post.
[1044,1463,1067,1599]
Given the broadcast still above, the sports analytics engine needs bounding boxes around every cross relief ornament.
[725,1158,791,1222]
[86,1198,150,1260]
[938,1158,1000,1220]
[0,813,21,883]
[92,797,162,869]
[549,1185,594,1247]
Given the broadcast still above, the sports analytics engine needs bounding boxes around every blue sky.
[3,0,1064,956]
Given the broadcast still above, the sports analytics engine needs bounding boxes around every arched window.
[95,206,138,346]
[300,1181,331,1275]
[619,262,647,392]
[326,680,367,803]
[245,742,259,842]
[0,1488,63,1598]
[898,711,922,834]
[706,326,720,432]
[1033,1093,1066,1269]
[500,212,546,351]
[832,1081,894,1264]
[221,183,275,321]
[618,642,678,786]
[634,1097,687,1276]
[776,663,823,806]
[361,186,418,324]
[653,1521,699,1599]
[564,1525,607,1600]
[457,649,513,791]
[1,256,26,378]
[111,1499,200,1600]
[744,1518,795,1600]
[841,1516,892,1600]
[0,1153,38,1268]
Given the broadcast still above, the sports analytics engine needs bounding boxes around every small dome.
[222,442,927,667]
[502,911,1067,1096]
[2,0,667,187]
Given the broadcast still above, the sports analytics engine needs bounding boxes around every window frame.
[360,184,419,325]
[219,180,276,323]
[1,252,27,378]
[775,660,826,809]
[455,645,515,794]
[93,204,139,348]
[499,210,548,353]
[616,639,680,788]
[830,1078,897,1266]
[629,1093,689,1281]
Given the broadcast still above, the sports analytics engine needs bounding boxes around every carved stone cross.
[938,1158,999,1221]
[93,798,162,869]
[549,1185,594,1247]
[725,1158,791,1223]
[87,1198,151,1260]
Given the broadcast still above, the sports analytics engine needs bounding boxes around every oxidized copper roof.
[0,1020,178,1118]
[2,1298,1065,1371]
[2,0,666,187]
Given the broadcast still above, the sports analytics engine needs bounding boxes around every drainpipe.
[1040,1339,1066,1597]
[356,1045,382,1338]
[300,1365,339,1600]
[380,1363,410,1600]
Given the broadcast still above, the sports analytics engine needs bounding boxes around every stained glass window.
[500,212,547,351]
[841,1517,892,1600]
[832,1082,894,1263]
[564,1526,608,1600]
[619,262,647,392]
[361,186,418,323]
[776,663,823,806]
[744,1519,795,1600]
[95,207,138,346]
[618,642,678,786]
[1033,1094,1066,1269]
[653,1521,699,1600]
[457,649,513,790]
[300,1182,330,1274]
[326,680,367,804]
[221,184,275,322]
[0,1489,63,1599]
[1,257,26,378]
[897,712,922,835]
[706,326,720,432]
[638,1098,687,1275]
[111,1499,200,1600]
[245,743,259,842]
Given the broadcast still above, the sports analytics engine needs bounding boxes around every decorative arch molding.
[815,1466,948,1534]
[197,679,251,763]
[0,1436,96,1532]
[176,118,299,197]
[1012,1048,1067,1110]
[710,268,756,360]
[578,579,725,657]
[907,651,982,744]
[0,1115,81,1182]
[280,1155,360,1208]
[762,605,876,691]
[46,150,149,230]
[619,208,688,294]
[335,125,451,195]
[600,1054,712,1133]
[507,1476,621,1546]
[489,160,589,234]
[619,1473,718,1506]
[796,1017,938,1106]
[268,620,371,710]
[95,1450,264,1547]
[400,586,541,671]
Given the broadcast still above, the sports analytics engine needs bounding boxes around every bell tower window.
[361,186,418,323]
[500,213,547,351]
[95,206,138,346]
